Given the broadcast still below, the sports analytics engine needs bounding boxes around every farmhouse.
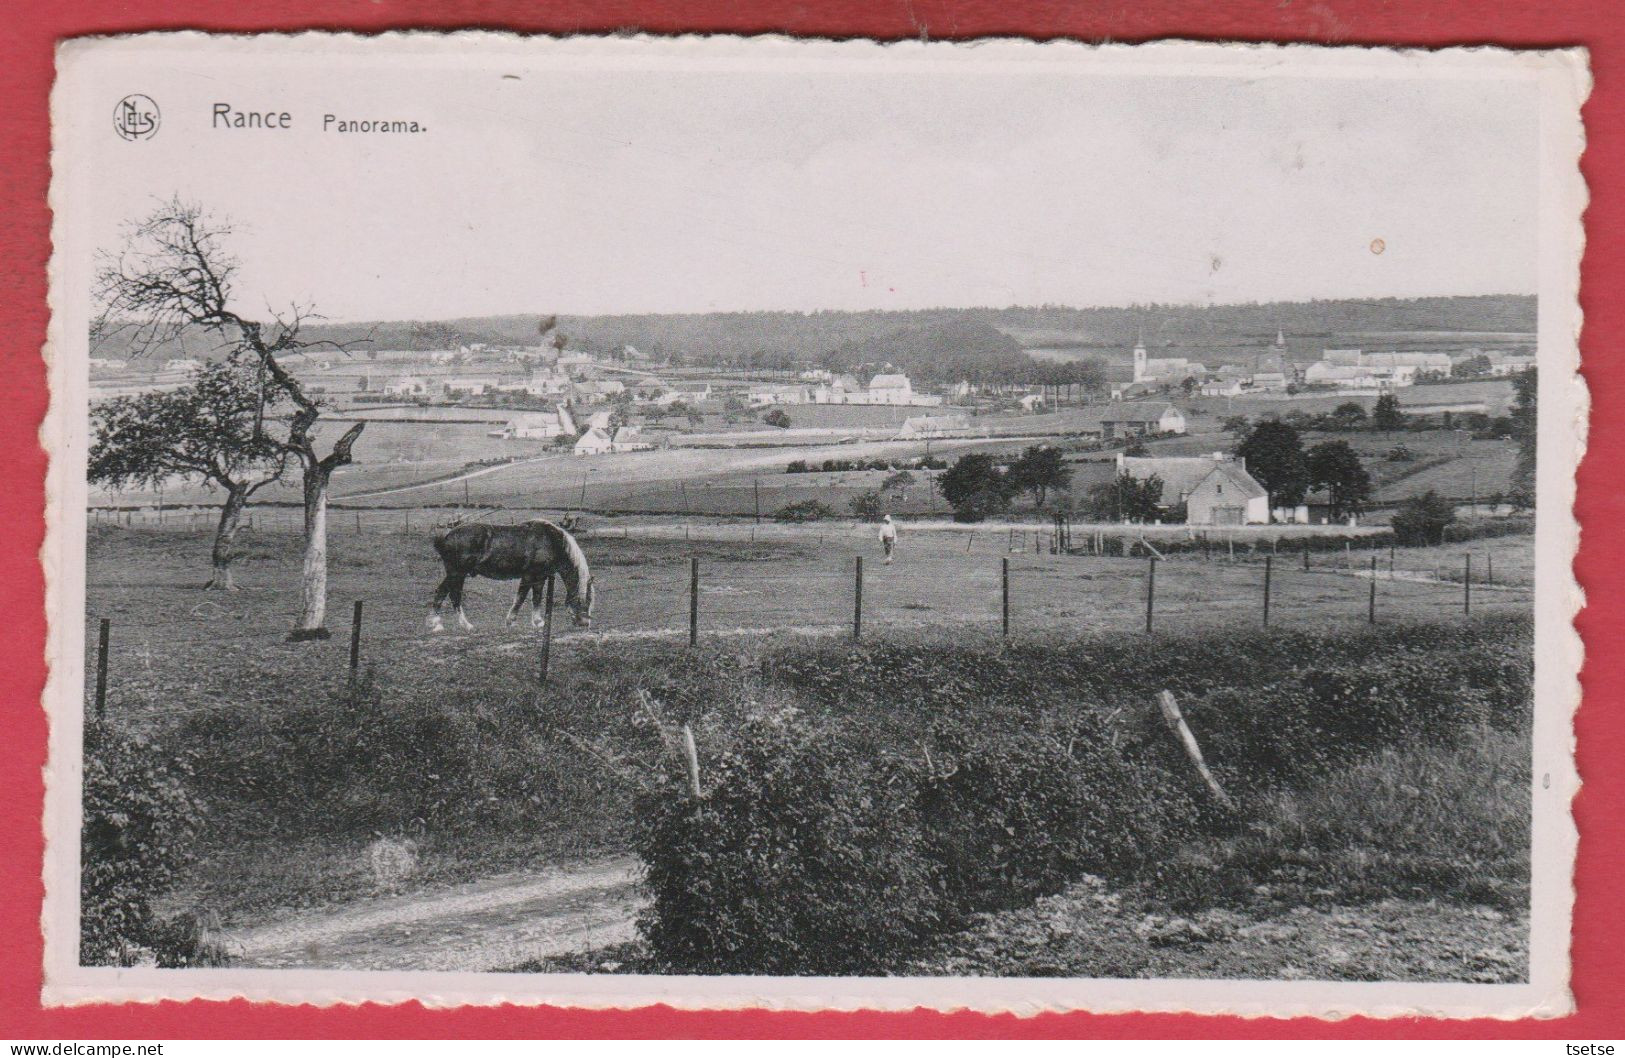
[1100,403,1187,440]
[88,357,127,373]
[611,426,654,452]
[653,382,712,406]
[163,357,204,373]
[499,408,575,441]
[895,413,972,439]
[1118,453,1270,525]
[573,427,614,455]
[1200,379,1243,397]
[1247,371,1289,392]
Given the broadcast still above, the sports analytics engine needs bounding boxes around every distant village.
[88,327,1534,506]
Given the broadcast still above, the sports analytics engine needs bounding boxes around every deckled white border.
[39,32,1590,1018]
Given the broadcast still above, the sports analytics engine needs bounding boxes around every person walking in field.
[879,514,898,565]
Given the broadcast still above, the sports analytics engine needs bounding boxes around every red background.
[2,0,1619,1040]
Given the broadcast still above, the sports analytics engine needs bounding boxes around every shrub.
[1391,490,1457,545]
[773,499,834,523]
[636,716,940,974]
[81,725,208,967]
[918,723,1200,918]
[849,490,885,520]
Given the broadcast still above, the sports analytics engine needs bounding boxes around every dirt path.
[221,857,643,972]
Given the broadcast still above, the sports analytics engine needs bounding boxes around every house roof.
[1120,456,1266,503]
[1102,403,1180,424]
[869,373,910,389]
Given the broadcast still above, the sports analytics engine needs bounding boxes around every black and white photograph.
[43,35,1585,1015]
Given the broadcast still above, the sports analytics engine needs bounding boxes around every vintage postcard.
[41,34,1587,1016]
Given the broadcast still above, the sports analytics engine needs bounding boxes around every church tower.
[1133,329,1147,383]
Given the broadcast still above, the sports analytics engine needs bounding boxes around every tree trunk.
[290,465,333,640]
[203,484,249,590]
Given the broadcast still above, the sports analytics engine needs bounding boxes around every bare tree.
[94,198,366,639]
[90,360,288,589]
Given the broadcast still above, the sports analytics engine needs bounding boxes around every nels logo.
[113,94,160,141]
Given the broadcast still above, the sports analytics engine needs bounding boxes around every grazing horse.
[428,519,595,632]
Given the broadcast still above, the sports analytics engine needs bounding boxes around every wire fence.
[84,513,1534,725]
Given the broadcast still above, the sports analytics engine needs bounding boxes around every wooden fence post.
[1156,691,1236,810]
[853,556,864,641]
[94,618,110,721]
[1464,554,1472,615]
[538,575,556,684]
[1145,555,1157,634]
[1488,553,1494,587]
[348,600,363,683]
[680,723,703,799]
[1002,557,1010,637]
[1303,542,1310,571]
[1263,554,1273,627]
[689,556,699,647]
[1368,554,1378,624]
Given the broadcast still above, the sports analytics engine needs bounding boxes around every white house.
[1099,404,1187,440]
[573,427,614,455]
[865,373,913,404]
[1200,379,1243,397]
[583,410,613,432]
[1248,371,1289,392]
[88,357,127,373]
[1018,393,1045,412]
[163,357,204,373]
[1118,453,1270,525]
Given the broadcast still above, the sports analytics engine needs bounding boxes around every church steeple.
[1132,326,1148,384]
[1275,327,1286,348]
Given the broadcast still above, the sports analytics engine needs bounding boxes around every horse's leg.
[450,574,474,631]
[531,573,552,628]
[507,579,531,627]
[427,573,456,632]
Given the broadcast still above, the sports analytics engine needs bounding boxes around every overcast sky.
[71,39,1542,321]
